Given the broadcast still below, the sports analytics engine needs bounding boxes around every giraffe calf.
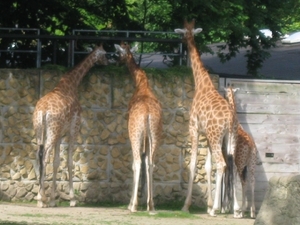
[224,87,257,218]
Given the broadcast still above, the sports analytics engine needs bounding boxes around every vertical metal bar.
[71,39,74,67]
[36,29,41,68]
[179,43,183,66]
[53,40,57,64]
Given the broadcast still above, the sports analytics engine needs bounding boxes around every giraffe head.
[174,19,203,41]
[224,86,240,109]
[90,44,108,66]
[114,42,138,65]
[224,86,239,99]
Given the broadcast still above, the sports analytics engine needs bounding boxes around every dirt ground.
[0,202,255,225]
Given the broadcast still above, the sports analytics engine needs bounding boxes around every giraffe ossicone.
[32,44,108,208]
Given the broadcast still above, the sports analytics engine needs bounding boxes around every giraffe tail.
[223,154,234,212]
[138,115,149,198]
[241,166,247,182]
[36,110,46,180]
[38,144,44,184]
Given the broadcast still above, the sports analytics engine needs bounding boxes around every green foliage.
[1,0,300,76]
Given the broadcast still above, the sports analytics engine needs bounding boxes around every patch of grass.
[18,213,69,218]
[75,201,128,209]
[0,221,28,225]
[134,210,197,219]
[154,200,206,214]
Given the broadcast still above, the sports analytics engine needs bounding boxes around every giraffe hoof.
[149,211,157,215]
[233,211,243,218]
[70,200,77,207]
[207,207,212,214]
[37,201,48,208]
[181,206,190,213]
[128,206,137,213]
[49,200,57,207]
[209,210,217,217]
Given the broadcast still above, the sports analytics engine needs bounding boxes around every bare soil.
[0,202,255,225]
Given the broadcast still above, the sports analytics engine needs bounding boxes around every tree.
[0,0,299,74]
[167,0,300,76]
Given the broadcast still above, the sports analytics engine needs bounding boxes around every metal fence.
[0,28,183,69]
[0,28,41,68]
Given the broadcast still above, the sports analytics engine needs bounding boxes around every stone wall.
[254,175,300,225]
[0,69,219,207]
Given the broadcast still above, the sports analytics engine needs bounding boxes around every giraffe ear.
[86,46,93,53]
[114,44,124,53]
[232,88,240,93]
[131,45,138,53]
[193,28,203,35]
[174,28,186,34]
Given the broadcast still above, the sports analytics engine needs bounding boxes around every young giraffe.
[224,87,257,218]
[114,43,162,213]
[175,20,240,217]
[32,45,108,208]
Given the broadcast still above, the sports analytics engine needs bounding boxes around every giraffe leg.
[182,126,198,212]
[232,163,242,218]
[37,144,48,208]
[35,112,48,208]
[146,134,156,214]
[205,149,213,214]
[68,145,76,207]
[37,139,55,208]
[145,154,155,213]
[221,167,228,213]
[240,177,246,218]
[227,132,242,218]
[249,163,256,218]
[128,160,141,212]
[68,114,80,207]
[210,144,226,217]
[49,140,61,207]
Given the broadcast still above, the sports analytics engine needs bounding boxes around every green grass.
[133,210,196,219]
[18,213,69,218]
[0,200,208,225]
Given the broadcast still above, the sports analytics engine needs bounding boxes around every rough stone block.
[255,175,300,225]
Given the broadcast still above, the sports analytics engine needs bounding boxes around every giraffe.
[32,44,108,208]
[224,86,257,218]
[114,43,162,213]
[175,19,240,217]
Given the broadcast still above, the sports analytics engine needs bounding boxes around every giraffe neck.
[186,37,215,91]
[56,51,96,94]
[227,89,237,112]
[126,50,149,90]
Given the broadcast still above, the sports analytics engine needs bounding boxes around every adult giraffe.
[114,43,162,213]
[33,44,108,208]
[175,19,240,217]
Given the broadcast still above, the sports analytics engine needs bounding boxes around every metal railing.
[0,28,183,68]
[71,29,183,67]
[0,28,41,68]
